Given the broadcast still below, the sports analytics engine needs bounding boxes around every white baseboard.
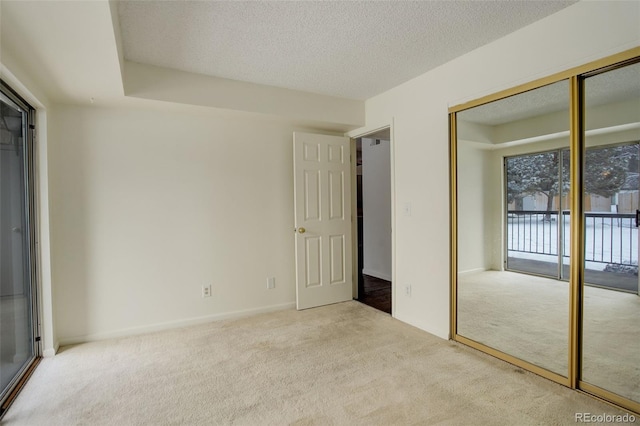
[393,312,449,341]
[58,302,296,347]
[362,269,392,281]
[43,342,59,357]
[458,268,487,276]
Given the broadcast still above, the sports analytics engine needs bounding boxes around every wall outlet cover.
[202,285,212,298]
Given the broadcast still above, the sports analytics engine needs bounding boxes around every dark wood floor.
[358,275,391,314]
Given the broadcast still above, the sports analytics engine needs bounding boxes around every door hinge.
[35,336,41,342]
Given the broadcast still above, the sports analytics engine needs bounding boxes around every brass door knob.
[297,227,306,234]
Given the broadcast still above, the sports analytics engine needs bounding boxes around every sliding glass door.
[0,81,39,415]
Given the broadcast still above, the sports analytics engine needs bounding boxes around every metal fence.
[507,210,637,266]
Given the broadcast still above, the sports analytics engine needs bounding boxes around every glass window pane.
[0,89,35,399]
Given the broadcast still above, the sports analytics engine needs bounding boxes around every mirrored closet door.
[455,80,571,380]
[581,61,640,407]
[451,49,640,414]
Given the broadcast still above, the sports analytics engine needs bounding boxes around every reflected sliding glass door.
[0,81,39,416]
[505,149,570,280]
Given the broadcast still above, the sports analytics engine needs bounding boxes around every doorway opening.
[355,129,392,314]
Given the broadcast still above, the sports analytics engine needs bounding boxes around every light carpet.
[3,301,636,425]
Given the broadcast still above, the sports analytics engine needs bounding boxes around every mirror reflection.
[582,61,640,404]
[456,80,570,376]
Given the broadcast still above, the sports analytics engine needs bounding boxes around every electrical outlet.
[202,285,212,298]
[267,277,276,289]
[405,284,411,297]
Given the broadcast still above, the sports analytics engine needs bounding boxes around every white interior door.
[293,132,352,310]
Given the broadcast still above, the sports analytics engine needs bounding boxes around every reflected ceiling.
[459,62,640,126]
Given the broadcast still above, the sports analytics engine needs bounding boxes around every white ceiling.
[118,0,577,100]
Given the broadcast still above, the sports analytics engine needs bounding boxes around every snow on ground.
[507,213,638,271]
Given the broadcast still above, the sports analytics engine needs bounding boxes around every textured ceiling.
[117,0,576,100]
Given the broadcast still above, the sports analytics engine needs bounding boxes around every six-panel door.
[293,132,352,310]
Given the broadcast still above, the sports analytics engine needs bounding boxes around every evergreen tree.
[507,144,638,215]
[584,146,629,198]
[506,150,569,219]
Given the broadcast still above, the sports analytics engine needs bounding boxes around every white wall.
[49,103,325,344]
[356,0,640,339]
[362,138,392,281]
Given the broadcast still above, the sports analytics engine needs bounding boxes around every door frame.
[348,123,396,316]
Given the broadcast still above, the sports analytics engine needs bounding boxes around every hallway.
[358,275,391,314]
